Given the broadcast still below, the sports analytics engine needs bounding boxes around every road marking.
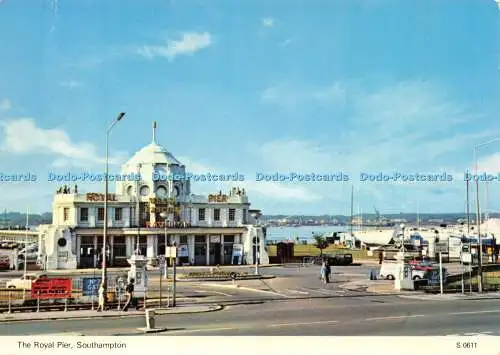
[268,320,339,328]
[166,327,235,334]
[194,290,231,297]
[447,309,500,315]
[300,287,339,295]
[365,314,425,321]
[201,283,290,298]
[285,289,309,295]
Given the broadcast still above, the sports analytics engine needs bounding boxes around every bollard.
[64,298,68,312]
[7,291,11,314]
[91,295,94,311]
[137,308,166,333]
[36,297,40,313]
[146,309,155,329]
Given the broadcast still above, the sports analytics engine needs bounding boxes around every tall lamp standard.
[160,211,168,279]
[102,112,126,308]
[251,211,262,275]
[473,137,500,293]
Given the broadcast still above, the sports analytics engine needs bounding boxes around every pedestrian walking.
[320,260,327,283]
[121,278,140,311]
[96,281,105,312]
[324,260,331,284]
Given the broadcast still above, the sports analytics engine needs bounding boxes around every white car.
[6,273,47,290]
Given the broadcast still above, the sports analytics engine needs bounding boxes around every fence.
[0,274,177,313]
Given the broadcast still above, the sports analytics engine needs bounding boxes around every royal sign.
[86,193,117,202]
[208,194,228,203]
[31,278,72,299]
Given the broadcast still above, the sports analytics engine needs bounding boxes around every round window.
[57,238,67,247]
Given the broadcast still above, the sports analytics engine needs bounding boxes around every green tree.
[313,234,329,256]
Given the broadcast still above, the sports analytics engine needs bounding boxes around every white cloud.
[59,80,81,89]
[0,118,126,168]
[256,80,493,212]
[262,17,276,27]
[136,32,212,60]
[178,156,321,202]
[0,99,11,111]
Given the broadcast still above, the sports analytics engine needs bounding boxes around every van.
[379,260,400,280]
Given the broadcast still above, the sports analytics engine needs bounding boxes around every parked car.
[0,255,10,270]
[315,253,354,266]
[6,273,47,290]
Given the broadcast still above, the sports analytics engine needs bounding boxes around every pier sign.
[82,277,101,296]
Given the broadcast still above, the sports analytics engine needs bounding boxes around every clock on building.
[156,186,167,198]
[140,185,150,196]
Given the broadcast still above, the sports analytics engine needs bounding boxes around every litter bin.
[106,291,116,303]
[145,309,156,329]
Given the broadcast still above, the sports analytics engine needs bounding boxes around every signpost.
[115,276,125,310]
[439,252,444,295]
[158,256,165,307]
[31,278,72,299]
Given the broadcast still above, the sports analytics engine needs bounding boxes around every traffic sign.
[165,246,177,258]
[158,255,165,267]
[435,243,448,253]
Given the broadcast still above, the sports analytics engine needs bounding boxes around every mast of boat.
[417,200,420,230]
[484,180,489,234]
[357,188,360,233]
[350,185,354,237]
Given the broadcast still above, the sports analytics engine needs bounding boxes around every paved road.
[1,296,499,336]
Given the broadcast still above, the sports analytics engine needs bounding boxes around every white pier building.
[5,123,268,270]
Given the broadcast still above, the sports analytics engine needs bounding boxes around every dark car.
[315,253,353,266]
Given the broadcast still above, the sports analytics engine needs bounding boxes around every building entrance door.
[79,236,95,269]
[210,243,221,265]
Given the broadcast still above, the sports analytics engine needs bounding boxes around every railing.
[145,221,191,228]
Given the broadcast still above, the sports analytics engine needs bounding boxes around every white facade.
[33,123,268,270]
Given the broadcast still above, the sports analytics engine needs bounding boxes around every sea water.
[265,225,347,243]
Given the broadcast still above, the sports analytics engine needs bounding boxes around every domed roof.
[123,121,183,166]
[125,142,183,166]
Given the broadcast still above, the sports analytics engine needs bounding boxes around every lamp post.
[160,211,168,280]
[473,137,500,293]
[251,212,262,275]
[102,112,125,309]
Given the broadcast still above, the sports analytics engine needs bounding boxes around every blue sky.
[0,0,500,215]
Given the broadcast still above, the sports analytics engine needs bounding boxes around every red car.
[409,259,434,271]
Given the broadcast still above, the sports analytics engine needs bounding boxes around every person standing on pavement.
[96,281,105,312]
[320,260,327,283]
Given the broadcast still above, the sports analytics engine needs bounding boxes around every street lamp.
[160,211,168,279]
[102,112,125,309]
[251,212,262,275]
[473,137,500,293]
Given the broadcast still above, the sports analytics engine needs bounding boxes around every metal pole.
[466,178,470,236]
[461,262,464,294]
[8,291,11,314]
[159,263,162,308]
[164,224,167,280]
[166,258,169,307]
[102,112,125,309]
[172,257,176,307]
[439,252,443,295]
[475,178,483,293]
[24,208,28,278]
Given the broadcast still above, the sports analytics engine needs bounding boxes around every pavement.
[2,294,500,336]
[0,304,222,323]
